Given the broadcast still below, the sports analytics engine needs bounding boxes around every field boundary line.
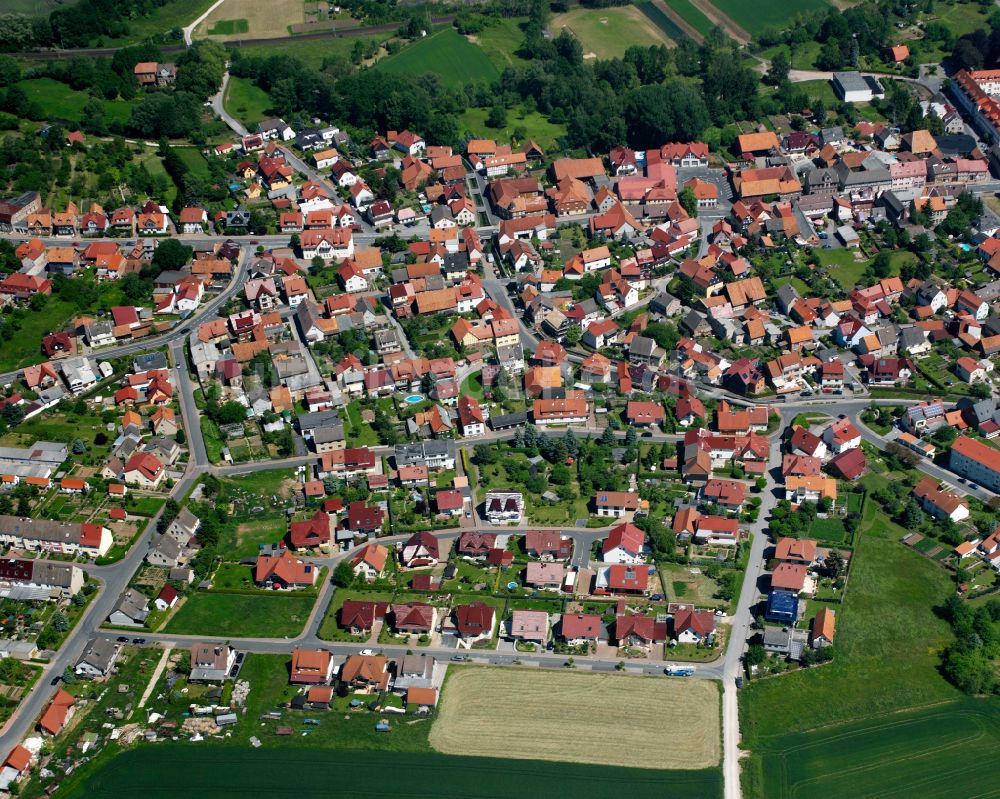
[687,0,750,44]
[650,0,704,44]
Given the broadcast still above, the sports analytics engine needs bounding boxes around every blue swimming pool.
[404,394,424,404]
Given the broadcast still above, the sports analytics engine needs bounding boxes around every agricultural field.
[234,35,382,70]
[197,0,303,39]
[740,503,963,796]
[660,0,714,37]
[704,0,830,37]
[431,667,721,770]
[163,591,316,637]
[549,6,677,59]
[57,744,719,799]
[752,698,1000,799]
[207,18,249,35]
[223,76,273,126]
[375,29,500,89]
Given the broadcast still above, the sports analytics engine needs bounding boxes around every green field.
[741,504,963,796]
[100,0,219,44]
[60,745,722,798]
[816,247,868,291]
[223,75,273,126]
[706,0,831,35]
[163,591,316,637]
[661,0,714,36]
[459,105,565,152]
[0,296,78,372]
[172,145,211,179]
[474,17,532,71]
[550,5,677,59]
[15,78,135,126]
[208,18,249,35]
[807,517,848,544]
[754,699,1000,799]
[233,35,382,70]
[375,28,500,89]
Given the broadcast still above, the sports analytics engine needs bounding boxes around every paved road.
[0,470,199,755]
[0,244,250,387]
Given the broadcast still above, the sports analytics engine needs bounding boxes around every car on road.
[451,655,470,662]
[132,638,146,645]
[359,648,374,656]
[969,483,978,490]
[117,636,129,643]
[249,240,260,245]
[50,676,60,685]
[735,676,744,689]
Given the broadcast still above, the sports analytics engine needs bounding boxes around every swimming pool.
[404,394,424,404]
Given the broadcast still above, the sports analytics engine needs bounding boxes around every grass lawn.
[808,517,848,545]
[375,28,499,89]
[661,0,714,36]
[458,105,565,152]
[0,296,74,371]
[15,78,135,126]
[172,146,211,179]
[761,41,823,71]
[473,18,531,71]
[740,505,962,796]
[816,247,869,291]
[550,5,677,59]
[706,0,831,36]
[772,276,809,296]
[660,562,725,608]
[164,591,316,637]
[17,78,133,124]
[459,371,484,401]
[223,76,273,127]
[344,400,381,447]
[787,78,839,107]
[317,588,396,641]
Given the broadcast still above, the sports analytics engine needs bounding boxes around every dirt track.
[650,0,704,45]
[687,0,750,44]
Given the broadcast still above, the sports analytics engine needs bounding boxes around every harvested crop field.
[432,667,721,769]
[197,0,303,39]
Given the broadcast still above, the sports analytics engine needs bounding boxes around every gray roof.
[394,440,456,466]
[834,71,873,93]
[298,409,343,433]
[133,352,168,372]
[762,626,791,648]
[629,335,658,357]
[110,588,148,623]
[75,637,118,674]
[776,282,800,309]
